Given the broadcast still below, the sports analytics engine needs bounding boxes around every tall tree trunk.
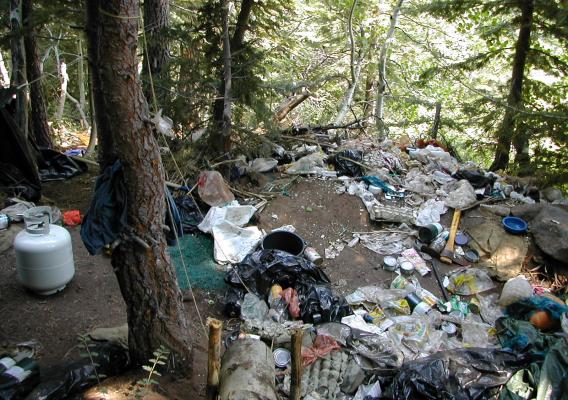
[22,0,53,149]
[55,60,68,122]
[85,0,192,367]
[490,0,534,171]
[219,0,232,152]
[0,52,10,87]
[10,0,28,138]
[334,0,362,126]
[85,62,97,156]
[375,0,404,139]
[431,102,442,139]
[210,0,254,153]
[334,59,363,125]
[142,0,170,109]
[78,39,86,117]
[273,88,310,122]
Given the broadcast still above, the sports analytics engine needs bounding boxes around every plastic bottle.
[0,353,26,374]
[0,357,40,392]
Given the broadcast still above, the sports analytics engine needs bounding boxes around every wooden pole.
[290,329,303,400]
[206,318,223,400]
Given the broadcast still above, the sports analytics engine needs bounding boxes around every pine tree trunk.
[431,102,442,140]
[0,52,10,87]
[55,60,68,122]
[490,0,534,171]
[375,0,404,139]
[78,39,87,119]
[22,0,53,149]
[210,0,254,153]
[142,0,170,109]
[85,0,192,367]
[10,0,28,138]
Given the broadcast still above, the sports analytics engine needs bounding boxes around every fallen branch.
[281,119,363,136]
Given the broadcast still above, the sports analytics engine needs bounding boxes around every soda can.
[441,322,457,336]
[304,247,323,266]
[0,214,9,230]
[273,348,291,368]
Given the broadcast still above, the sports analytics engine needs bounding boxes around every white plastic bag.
[445,180,477,209]
[211,221,263,264]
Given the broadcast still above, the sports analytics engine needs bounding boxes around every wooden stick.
[206,318,223,400]
[440,208,461,264]
[290,329,303,400]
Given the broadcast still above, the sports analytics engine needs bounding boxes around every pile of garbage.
[209,138,568,400]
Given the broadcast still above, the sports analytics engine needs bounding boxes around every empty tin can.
[304,247,323,266]
[0,214,9,230]
[273,348,291,368]
[383,256,398,271]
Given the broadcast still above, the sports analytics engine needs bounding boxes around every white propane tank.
[14,206,75,295]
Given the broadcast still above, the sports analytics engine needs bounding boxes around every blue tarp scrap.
[81,161,127,255]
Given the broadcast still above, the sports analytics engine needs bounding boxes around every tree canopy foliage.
[1,0,566,184]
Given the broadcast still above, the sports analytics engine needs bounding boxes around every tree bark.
[490,0,534,171]
[220,0,232,152]
[0,52,10,87]
[333,0,363,126]
[210,0,254,153]
[85,0,192,367]
[142,0,170,109]
[85,62,97,156]
[273,89,310,122]
[431,102,441,139]
[78,39,87,119]
[55,60,68,122]
[22,0,53,149]
[10,0,28,139]
[375,0,404,138]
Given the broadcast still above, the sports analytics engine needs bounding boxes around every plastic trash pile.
[208,138,568,400]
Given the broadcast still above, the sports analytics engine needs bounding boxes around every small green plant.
[133,345,170,399]
[77,334,106,384]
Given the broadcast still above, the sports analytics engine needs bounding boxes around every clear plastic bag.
[197,170,235,207]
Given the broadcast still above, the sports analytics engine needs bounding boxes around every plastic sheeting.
[332,150,364,177]
[23,342,129,400]
[389,348,523,400]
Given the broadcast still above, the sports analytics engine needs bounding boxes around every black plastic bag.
[224,286,245,318]
[24,342,129,400]
[223,249,352,322]
[37,149,88,182]
[297,284,351,323]
[452,170,495,189]
[226,249,331,296]
[388,348,525,400]
[173,194,203,233]
[331,150,363,177]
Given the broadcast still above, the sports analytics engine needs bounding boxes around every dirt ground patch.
[1,172,497,398]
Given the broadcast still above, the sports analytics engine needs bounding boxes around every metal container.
[383,256,398,271]
[304,246,323,266]
[0,214,9,230]
[418,223,443,243]
[429,232,448,253]
[405,292,423,310]
[14,207,75,295]
[262,230,305,256]
[400,261,414,276]
[441,322,457,336]
[273,348,291,369]
[219,339,277,400]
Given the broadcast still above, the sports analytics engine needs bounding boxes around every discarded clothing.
[81,161,127,255]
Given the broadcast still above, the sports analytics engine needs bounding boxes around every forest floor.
[1,170,501,399]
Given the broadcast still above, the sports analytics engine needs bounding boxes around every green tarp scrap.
[498,317,568,400]
[169,234,226,292]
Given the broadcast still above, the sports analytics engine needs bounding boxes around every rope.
[138,12,211,335]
